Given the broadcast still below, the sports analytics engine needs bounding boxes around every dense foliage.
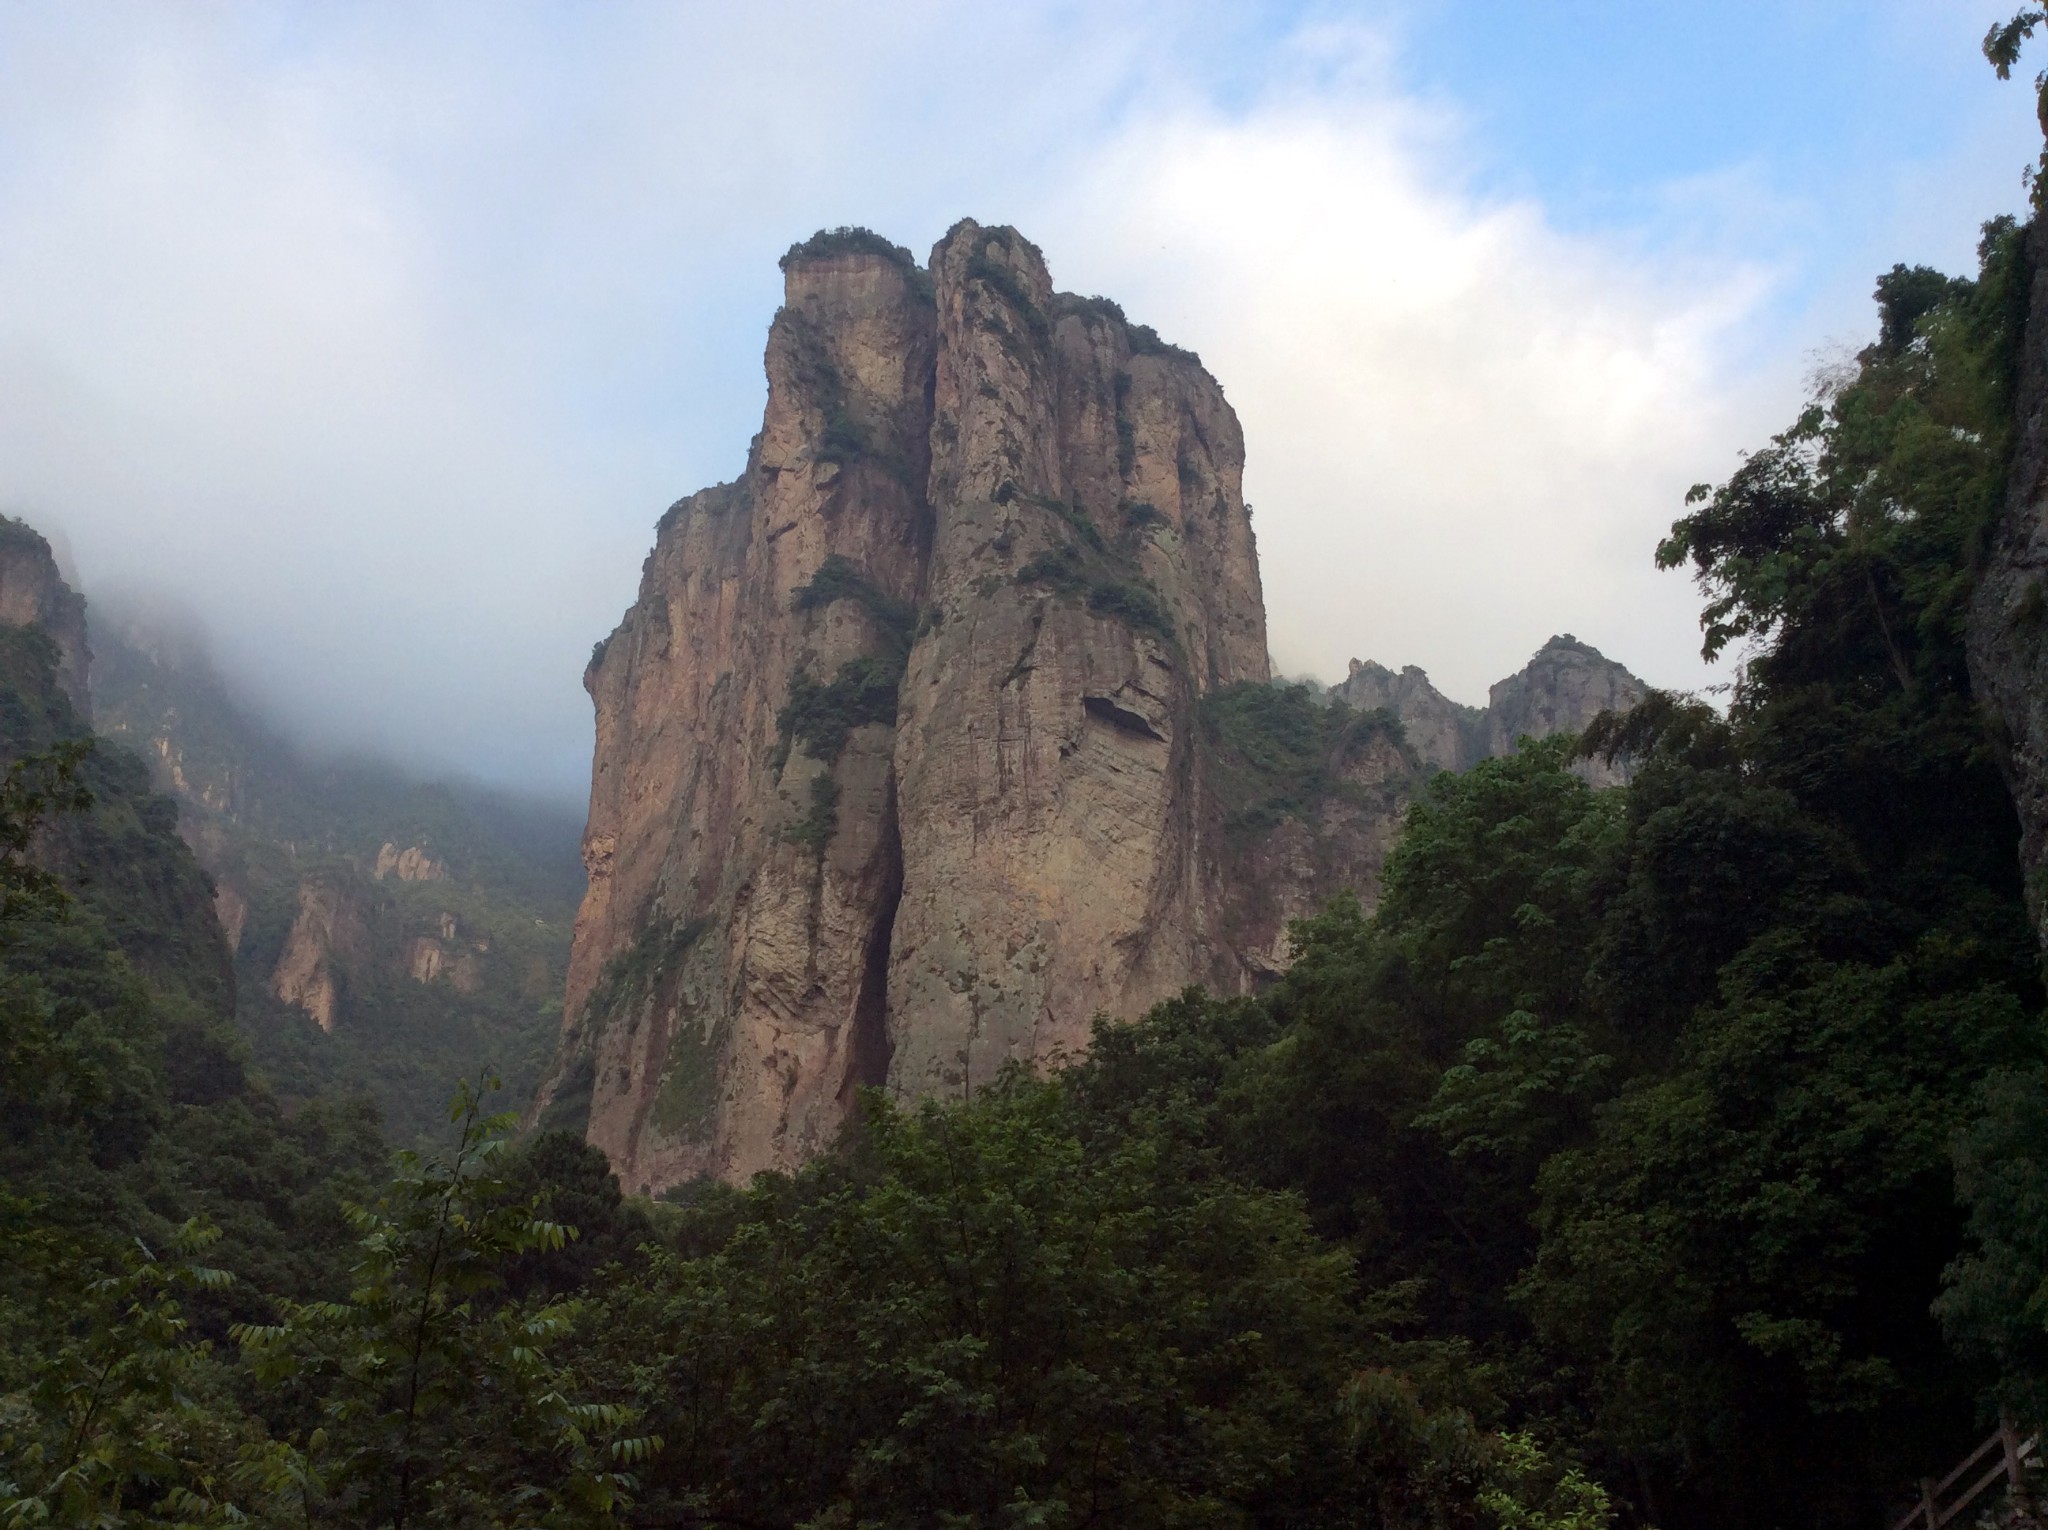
[0,630,1610,1525]
[1200,680,1418,834]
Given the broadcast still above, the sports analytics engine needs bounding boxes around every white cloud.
[1033,69,1777,704]
[0,2,1183,794]
[0,2,2020,797]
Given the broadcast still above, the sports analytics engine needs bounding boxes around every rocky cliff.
[1333,634,1645,785]
[540,222,1651,1195]
[1332,660,1486,772]
[1484,635,1647,784]
[539,223,1274,1190]
[1971,215,2048,941]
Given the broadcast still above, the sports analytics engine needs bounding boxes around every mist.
[0,1,2033,803]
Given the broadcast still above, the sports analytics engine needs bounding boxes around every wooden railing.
[1890,1418,2038,1530]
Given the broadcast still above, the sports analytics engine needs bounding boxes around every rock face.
[1483,635,1647,787]
[1971,216,2048,942]
[271,878,368,1033]
[0,517,92,721]
[885,227,1268,1102]
[543,223,1653,1195]
[374,843,447,883]
[539,223,1270,1191]
[1334,635,1646,785]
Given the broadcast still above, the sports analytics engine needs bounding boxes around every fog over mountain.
[0,2,2031,799]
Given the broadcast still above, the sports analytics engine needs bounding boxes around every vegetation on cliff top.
[1051,291,1203,366]
[1202,679,1418,834]
[777,224,918,274]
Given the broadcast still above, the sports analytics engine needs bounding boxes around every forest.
[12,29,2048,1530]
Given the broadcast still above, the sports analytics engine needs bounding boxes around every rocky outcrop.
[0,517,91,721]
[215,881,250,953]
[1334,636,1645,784]
[544,224,1657,1195]
[375,843,446,882]
[539,224,1271,1192]
[1483,635,1647,787]
[271,878,368,1032]
[1333,660,1485,771]
[406,931,483,994]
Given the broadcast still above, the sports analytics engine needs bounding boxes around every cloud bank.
[1026,39,1773,703]
[0,3,2031,796]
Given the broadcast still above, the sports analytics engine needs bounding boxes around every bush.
[780,773,840,853]
[778,226,916,273]
[1086,579,1174,639]
[790,555,915,646]
[772,652,907,773]
[1009,496,1177,643]
[1201,681,1408,830]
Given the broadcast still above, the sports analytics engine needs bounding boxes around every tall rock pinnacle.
[538,223,1648,1194]
[537,223,1272,1191]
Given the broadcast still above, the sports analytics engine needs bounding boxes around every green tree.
[586,1072,1517,1527]
[0,1217,252,1528]
[1987,10,2048,200]
[236,1078,649,1529]
[1512,223,2040,1525]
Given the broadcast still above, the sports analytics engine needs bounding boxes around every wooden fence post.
[2003,1412,2033,1526]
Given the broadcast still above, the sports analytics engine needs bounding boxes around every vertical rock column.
[547,221,1273,1192]
[883,222,1268,1099]
[546,245,935,1190]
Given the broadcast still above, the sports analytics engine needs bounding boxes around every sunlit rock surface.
[540,224,1649,1194]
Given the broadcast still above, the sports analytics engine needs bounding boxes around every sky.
[0,1,2038,801]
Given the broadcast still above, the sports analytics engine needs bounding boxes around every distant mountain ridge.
[88,595,587,1142]
[1334,634,1647,786]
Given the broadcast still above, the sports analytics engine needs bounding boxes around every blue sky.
[1397,3,2029,296]
[0,2,2036,798]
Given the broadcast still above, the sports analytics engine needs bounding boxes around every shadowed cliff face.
[545,224,1651,1195]
[552,238,940,1190]
[1972,217,2048,943]
[0,517,92,722]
